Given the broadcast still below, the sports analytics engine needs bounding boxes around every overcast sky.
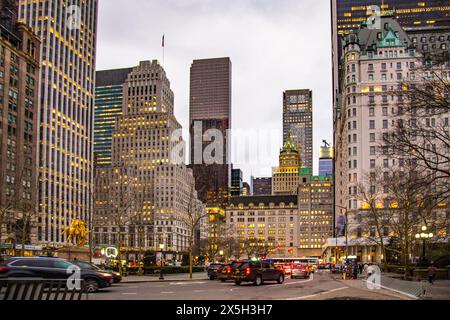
[96,0,333,182]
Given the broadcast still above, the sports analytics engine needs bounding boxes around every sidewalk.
[380,273,450,300]
[419,280,450,300]
[332,275,414,300]
[121,272,208,283]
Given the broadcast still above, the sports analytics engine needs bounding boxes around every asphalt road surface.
[87,271,410,300]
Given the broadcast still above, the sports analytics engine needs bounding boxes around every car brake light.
[245,267,251,276]
[227,267,231,273]
[0,266,8,272]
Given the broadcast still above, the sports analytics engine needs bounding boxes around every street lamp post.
[335,205,349,262]
[159,243,165,280]
[415,226,433,267]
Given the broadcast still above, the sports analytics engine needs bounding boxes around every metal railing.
[0,279,88,301]
[377,275,430,299]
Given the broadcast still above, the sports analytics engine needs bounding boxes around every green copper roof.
[282,132,298,152]
[378,29,402,48]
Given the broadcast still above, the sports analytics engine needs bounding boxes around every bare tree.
[385,55,450,202]
[0,203,13,245]
[0,169,38,256]
[357,161,439,278]
[357,167,394,272]
[94,164,142,272]
[198,237,220,262]
[183,181,209,279]
[221,235,241,261]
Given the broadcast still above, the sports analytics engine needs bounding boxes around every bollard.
[159,268,164,280]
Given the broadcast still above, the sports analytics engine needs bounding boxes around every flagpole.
[162,34,165,68]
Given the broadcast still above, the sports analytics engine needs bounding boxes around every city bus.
[265,257,320,274]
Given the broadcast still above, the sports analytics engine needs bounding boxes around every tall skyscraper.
[283,89,313,169]
[18,1,98,245]
[94,68,133,167]
[0,2,40,247]
[189,57,232,208]
[231,169,243,197]
[94,60,204,258]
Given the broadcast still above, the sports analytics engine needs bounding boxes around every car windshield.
[76,261,100,270]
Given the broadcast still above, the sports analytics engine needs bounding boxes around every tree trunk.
[189,234,194,280]
[21,219,26,257]
[116,230,122,275]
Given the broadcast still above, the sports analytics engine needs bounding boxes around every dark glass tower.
[95,68,133,167]
[189,57,232,208]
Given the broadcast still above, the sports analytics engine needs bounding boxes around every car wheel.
[209,276,215,280]
[277,274,285,284]
[84,279,99,293]
[291,276,294,279]
[235,281,241,286]
[220,279,226,282]
[254,275,263,286]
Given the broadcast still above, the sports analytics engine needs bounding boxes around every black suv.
[234,261,285,286]
[0,257,113,292]
[218,261,246,282]
[71,260,122,283]
[207,263,225,280]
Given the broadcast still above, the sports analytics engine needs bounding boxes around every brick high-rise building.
[0,2,40,247]
[18,0,98,246]
[283,89,313,169]
[189,57,232,208]
[252,177,272,196]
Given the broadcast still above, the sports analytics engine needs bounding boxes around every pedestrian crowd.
[331,261,378,280]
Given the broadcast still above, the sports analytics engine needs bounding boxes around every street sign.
[0,244,13,249]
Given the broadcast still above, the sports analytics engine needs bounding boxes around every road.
[88,271,411,300]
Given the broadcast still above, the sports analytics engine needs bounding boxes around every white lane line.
[170,282,206,285]
[285,286,349,300]
[161,291,175,294]
[122,293,137,295]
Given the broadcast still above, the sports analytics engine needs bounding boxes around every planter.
[126,266,205,275]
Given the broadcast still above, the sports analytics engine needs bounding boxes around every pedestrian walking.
[353,264,359,279]
[427,264,437,284]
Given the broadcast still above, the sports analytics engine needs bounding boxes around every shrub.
[131,265,206,275]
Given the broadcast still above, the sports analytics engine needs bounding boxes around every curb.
[360,279,419,300]
[121,278,209,284]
